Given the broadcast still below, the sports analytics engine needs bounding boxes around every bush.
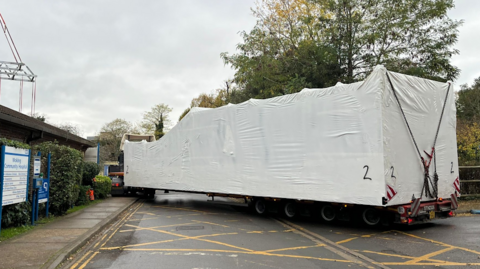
[82,162,100,186]
[1,202,31,228]
[94,176,111,199]
[76,185,92,206]
[35,141,83,216]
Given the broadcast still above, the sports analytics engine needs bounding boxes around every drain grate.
[176,225,204,231]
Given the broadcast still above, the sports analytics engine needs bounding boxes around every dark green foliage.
[94,176,111,199]
[76,185,92,206]
[1,202,31,228]
[34,141,83,216]
[0,138,30,149]
[82,162,100,186]
[456,77,480,122]
[222,0,461,102]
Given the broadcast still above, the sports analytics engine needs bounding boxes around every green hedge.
[0,138,30,149]
[76,185,92,206]
[82,162,100,186]
[94,176,111,199]
[35,142,83,216]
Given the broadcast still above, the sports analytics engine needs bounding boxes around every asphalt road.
[64,192,480,269]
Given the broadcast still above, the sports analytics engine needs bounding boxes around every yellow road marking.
[383,262,480,266]
[336,237,358,244]
[360,250,462,264]
[70,251,92,269]
[263,244,325,253]
[102,232,239,250]
[128,217,160,221]
[119,222,197,232]
[247,231,263,234]
[100,202,143,248]
[121,248,352,263]
[78,251,99,269]
[123,224,253,252]
[192,220,229,228]
[93,233,109,248]
[394,230,480,255]
[404,247,454,264]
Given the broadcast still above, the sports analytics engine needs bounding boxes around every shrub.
[82,162,100,186]
[34,141,83,216]
[76,185,92,206]
[1,202,31,228]
[94,176,111,199]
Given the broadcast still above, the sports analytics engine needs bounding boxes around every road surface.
[64,192,480,269]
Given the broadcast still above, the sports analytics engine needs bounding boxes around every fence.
[459,166,480,197]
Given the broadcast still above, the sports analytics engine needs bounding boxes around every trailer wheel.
[320,205,336,222]
[254,199,267,215]
[283,202,296,218]
[362,208,380,226]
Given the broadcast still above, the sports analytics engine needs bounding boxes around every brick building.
[0,105,95,151]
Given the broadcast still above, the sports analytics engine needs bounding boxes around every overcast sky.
[0,1,478,138]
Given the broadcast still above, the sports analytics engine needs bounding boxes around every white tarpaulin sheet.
[125,66,459,206]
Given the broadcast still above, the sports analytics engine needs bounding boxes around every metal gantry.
[0,12,37,114]
[0,61,37,82]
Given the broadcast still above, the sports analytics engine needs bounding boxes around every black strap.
[386,73,451,199]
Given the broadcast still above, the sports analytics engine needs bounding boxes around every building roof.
[0,105,96,148]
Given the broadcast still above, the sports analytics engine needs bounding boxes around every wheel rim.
[321,205,335,221]
[255,200,266,214]
[284,203,296,218]
[362,208,380,226]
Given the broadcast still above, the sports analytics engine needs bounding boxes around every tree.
[141,104,173,140]
[456,76,480,166]
[32,112,47,122]
[97,119,134,162]
[222,0,461,102]
[456,77,480,122]
[55,122,83,136]
[179,89,229,122]
[457,121,480,166]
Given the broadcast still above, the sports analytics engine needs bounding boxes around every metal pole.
[0,146,6,235]
[31,190,35,225]
[35,189,38,221]
[46,153,51,218]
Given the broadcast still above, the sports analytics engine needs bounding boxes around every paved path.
[63,192,480,269]
[0,197,137,269]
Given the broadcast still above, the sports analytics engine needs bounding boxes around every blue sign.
[38,178,49,204]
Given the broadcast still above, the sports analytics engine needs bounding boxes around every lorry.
[123,66,460,226]
[108,134,155,196]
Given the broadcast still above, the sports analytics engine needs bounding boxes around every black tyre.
[362,208,380,226]
[254,199,267,215]
[320,205,336,222]
[283,201,297,218]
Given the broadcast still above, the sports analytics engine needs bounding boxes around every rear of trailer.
[124,66,459,225]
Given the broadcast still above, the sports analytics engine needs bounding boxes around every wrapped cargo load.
[124,66,458,207]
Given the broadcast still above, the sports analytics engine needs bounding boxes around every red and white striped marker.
[450,193,458,210]
[386,184,397,201]
[410,198,422,217]
[453,177,460,193]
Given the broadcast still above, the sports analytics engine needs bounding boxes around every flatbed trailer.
[124,66,460,226]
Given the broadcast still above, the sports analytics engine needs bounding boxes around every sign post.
[0,146,31,234]
[37,153,50,218]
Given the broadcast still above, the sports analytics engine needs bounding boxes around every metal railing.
[459,166,480,197]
